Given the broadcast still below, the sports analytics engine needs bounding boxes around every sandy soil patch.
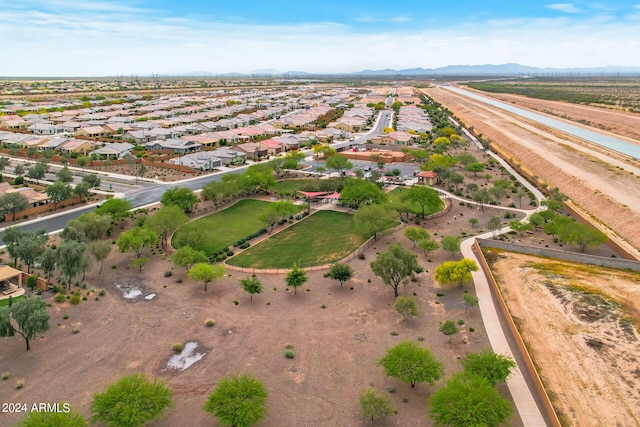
[491,252,640,426]
[0,209,522,426]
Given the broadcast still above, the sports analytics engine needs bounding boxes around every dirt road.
[424,86,640,258]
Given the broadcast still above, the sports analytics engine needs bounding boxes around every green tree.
[201,182,228,210]
[325,154,353,177]
[378,340,443,388]
[418,238,439,257]
[88,240,111,274]
[3,226,24,266]
[509,219,534,236]
[0,156,10,172]
[259,200,298,233]
[90,373,173,427]
[17,409,87,427]
[439,320,460,342]
[75,211,111,241]
[324,263,354,288]
[487,216,502,238]
[188,262,224,291]
[339,179,383,208]
[489,186,506,203]
[0,295,50,351]
[312,143,336,159]
[434,259,479,288]
[46,181,72,211]
[404,227,430,247]
[473,188,492,212]
[0,191,29,221]
[463,293,479,313]
[76,155,90,171]
[145,205,189,251]
[117,227,157,258]
[285,263,308,295]
[161,187,199,213]
[455,152,477,166]
[400,185,441,219]
[81,172,100,188]
[461,351,517,386]
[370,243,419,298]
[359,388,395,422]
[40,247,57,283]
[56,166,74,183]
[172,246,208,271]
[559,221,607,252]
[240,274,264,301]
[353,204,395,240]
[57,239,87,289]
[13,163,25,176]
[440,235,461,257]
[242,164,275,194]
[429,373,513,427]
[73,181,91,203]
[395,296,417,321]
[96,198,132,220]
[204,373,268,427]
[13,227,48,274]
[27,160,47,184]
[132,257,149,271]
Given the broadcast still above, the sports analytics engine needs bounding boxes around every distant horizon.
[3,1,640,77]
[3,62,640,80]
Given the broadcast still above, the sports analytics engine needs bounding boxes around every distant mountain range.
[351,63,640,76]
[175,63,640,77]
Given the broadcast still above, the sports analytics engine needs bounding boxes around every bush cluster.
[232,228,268,247]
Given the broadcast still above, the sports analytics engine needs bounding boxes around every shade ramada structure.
[298,191,341,204]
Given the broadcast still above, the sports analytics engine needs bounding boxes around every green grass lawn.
[385,187,445,216]
[172,199,300,256]
[228,210,367,269]
[0,295,25,307]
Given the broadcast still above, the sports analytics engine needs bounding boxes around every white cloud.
[3,1,640,76]
[546,3,582,13]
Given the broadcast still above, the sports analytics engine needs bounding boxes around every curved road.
[0,109,393,241]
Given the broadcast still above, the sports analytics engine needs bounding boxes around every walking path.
[453,120,549,425]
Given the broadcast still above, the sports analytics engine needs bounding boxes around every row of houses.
[396,105,433,134]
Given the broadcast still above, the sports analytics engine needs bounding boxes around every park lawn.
[274,178,342,195]
[385,187,445,216]
[228,210,367,269]
[172,199,299,256]
[0,295,25,307]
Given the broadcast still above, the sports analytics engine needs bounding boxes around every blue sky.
[1,1,639,76]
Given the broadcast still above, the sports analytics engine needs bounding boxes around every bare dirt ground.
[490,252,640,427]
[0,201,530,427]
[424,86,640,259]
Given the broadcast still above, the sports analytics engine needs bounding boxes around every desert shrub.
[71,328,80,334]
[172,343,183,353]
[2,372,9,380]
[70,294,81,305]
[15,379,25,389]
[164,271,172,277]
[54,293,66,303]
[285,350,295,359]
[205,319,215,327]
